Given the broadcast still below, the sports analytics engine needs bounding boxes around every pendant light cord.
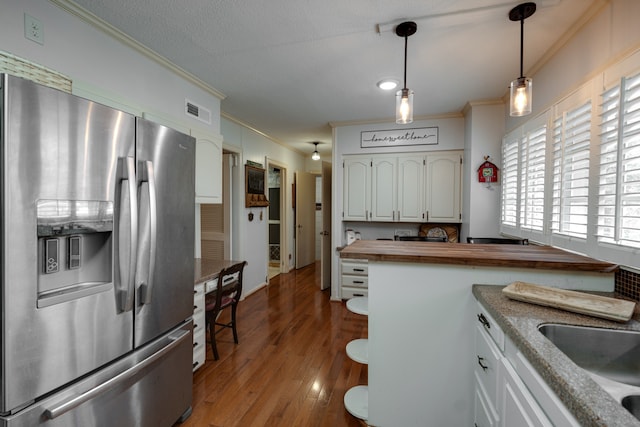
[403,35,408,90]
[519,16,524,79]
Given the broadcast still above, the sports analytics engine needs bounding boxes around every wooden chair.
[467,237,529,245]
[205,261,247,360]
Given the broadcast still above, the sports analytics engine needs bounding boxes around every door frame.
[266,158,288,274]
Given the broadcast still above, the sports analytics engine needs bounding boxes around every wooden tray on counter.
[502,281,636,322]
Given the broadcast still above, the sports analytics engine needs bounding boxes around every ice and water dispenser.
[36,200,113,307]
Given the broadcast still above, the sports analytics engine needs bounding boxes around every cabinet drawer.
[342,287,368,299]
[476,301,505,351]
[193,344,206,372]
[342,275,368,288]
[475,324,501,407]
[341,262,368,276]
[205,278,219,293]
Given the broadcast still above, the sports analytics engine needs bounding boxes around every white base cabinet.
[192,281,206,371]
[474,300,580,427]
[340,259,368,299]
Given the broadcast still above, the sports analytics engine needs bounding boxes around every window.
[501,134,519,228]
[597,71,640,248]
[519,125,547,231]
[551,101,592,239]
[500,117,548,234]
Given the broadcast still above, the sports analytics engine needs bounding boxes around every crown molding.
[329,111,463,129]
[49,0,226,100]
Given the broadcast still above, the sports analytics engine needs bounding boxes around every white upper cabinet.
[424,153,462,222]
[397,156,425,222]
[371,157,397,222]
[192,128,223,204]
[342,151,462,223]
[343,156,371,221]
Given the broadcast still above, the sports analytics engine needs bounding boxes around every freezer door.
[134,118,195,346]
[0,75,135,413]
[0,322,193,427]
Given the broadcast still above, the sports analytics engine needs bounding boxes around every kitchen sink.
[539,323,640,422]
[538,323,640,387]
[623,395,640,419]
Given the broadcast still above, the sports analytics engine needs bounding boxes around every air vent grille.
[185,99,211,124]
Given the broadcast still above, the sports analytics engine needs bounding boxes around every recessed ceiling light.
[377,79,399,90]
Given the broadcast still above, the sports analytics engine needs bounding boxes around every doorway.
[267,161,287,280]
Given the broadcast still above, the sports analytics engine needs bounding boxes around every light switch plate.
[24,13,44,45]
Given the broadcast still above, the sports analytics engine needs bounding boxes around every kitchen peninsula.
[340,240,617,427]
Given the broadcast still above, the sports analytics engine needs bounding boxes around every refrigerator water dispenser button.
[68,236,81,269]
[44,239,59,274]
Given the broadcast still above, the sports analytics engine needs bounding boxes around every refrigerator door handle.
[119,156,138,312]
[139,160,157,304]
[43,329,190,420]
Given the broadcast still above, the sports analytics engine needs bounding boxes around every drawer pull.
[193,324,198,329]
[193,361,199,368]
[353,268,365,272]
[353,280,364,284]
[193,342,198,348]
[353,293,364,297]
[477,355,488,371]
[477,313,490,329]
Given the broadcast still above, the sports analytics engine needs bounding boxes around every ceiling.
[68,0,600,157]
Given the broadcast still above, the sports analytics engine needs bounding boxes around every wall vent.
[185,99,211,124]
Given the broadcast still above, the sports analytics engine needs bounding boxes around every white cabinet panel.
[371,157,396,221]
[343,157,371,221]
[193,128,223,204]
[425,153,461,222]
[397,156,424,222]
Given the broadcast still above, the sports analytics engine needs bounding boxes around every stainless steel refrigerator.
[0,74,195,426]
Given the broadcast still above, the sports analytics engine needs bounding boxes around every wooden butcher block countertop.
[339,240,618,273]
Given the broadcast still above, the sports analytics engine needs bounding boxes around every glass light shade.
[312,150,320,161]
[510,77,532,117]
[396,88,414,124]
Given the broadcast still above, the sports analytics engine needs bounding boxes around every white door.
[295,171,316,269]
[320,161,332,290]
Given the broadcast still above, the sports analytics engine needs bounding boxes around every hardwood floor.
[181,262,369,427]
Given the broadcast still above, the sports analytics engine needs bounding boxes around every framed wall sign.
[245,164,269,207]
[361,127,438,148]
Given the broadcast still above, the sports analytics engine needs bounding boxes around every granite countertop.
[194,258,244,284]
[473,284,640,427]
[340,240,618,273]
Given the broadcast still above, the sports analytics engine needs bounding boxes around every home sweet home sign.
[361,127,438,148]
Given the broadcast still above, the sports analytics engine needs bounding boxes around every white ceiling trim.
[49,0,227,100]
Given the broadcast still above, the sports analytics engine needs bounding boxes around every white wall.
[462,102,505,241]
[506,0,640,131]
[2,0,221,134]
[221,118,307,295]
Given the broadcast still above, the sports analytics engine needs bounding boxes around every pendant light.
[395,21,417,124]
[312,142,320,161]
[509,2,536,117]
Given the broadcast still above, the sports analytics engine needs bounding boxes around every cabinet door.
[343,157,370,221]
[499,359,553,427]
[397,156,424,222]
[371,157,397,221]
[193,128,223,204]
[425,153,462,222]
